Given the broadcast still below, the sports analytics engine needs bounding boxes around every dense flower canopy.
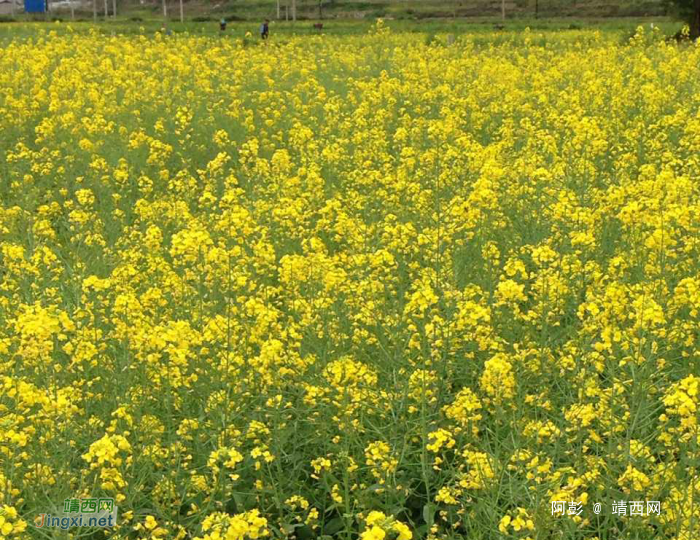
[1,23,700,540]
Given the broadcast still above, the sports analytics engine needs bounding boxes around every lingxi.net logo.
[35,497,118,530]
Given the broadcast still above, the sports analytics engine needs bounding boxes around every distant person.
[260,19,269,40]
[220,18,227,31]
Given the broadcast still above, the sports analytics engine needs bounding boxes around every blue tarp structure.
[24,0,45,12]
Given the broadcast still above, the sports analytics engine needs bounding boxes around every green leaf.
[423,503,437,526]
[324,516,345,536]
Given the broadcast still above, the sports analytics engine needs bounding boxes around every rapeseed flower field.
[1,22,700,540]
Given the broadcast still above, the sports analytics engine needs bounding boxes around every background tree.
[668,0,700,37]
